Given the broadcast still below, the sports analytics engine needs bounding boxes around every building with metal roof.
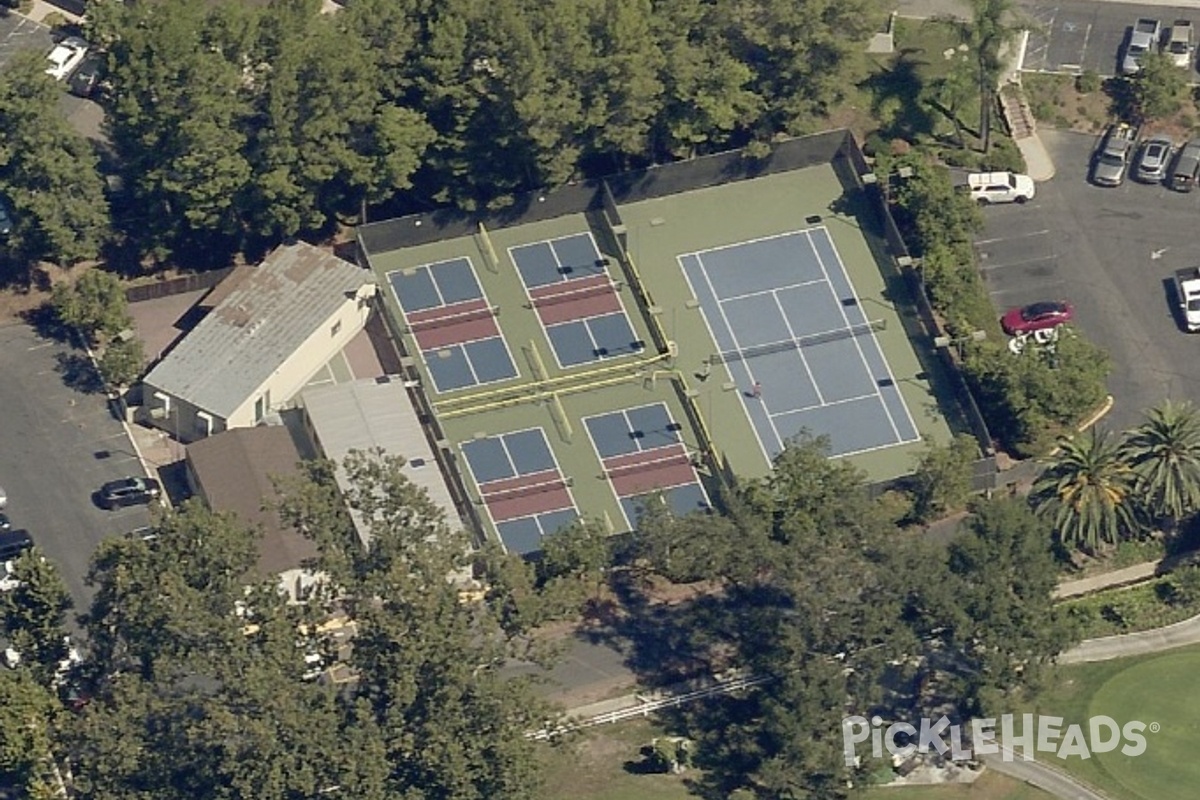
[298,377,471,553]
[141,242,376,441]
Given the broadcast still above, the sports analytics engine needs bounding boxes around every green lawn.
[1026,644,1200,800]
[537,718,1054,800]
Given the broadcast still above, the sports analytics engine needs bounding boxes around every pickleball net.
[711,319,885,365]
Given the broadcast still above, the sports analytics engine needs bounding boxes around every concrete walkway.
[1055,560,1161,599]
[1060,611,1200,664]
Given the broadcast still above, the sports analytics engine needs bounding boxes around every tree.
[97,335,145,389]
[0,668,60,794]
[928,52,978,148]
[0,53,109,266]
[963,0,1023,152]
[944,498,1072,713]
[538,518,611,605]
[1032,429,1139,553]
[1123,400,1200,528]
[50,269,131,346]
[1131,51,1186,122]
[909,434,980,522]
[0,550,72,684]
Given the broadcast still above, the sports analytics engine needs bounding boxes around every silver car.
[1135,136,1175,183]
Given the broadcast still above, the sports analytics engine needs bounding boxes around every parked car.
[45,36,89,81]
[0,530,33,561]
[68,52,104,98]
[1092,123,1139,187]
[0,513,10,531]
[1001,301,1074,336]
[98,477,161,510]
[1171,139,1200,191]
[1134,135,1174,183]
[1167,20,1195,68]
[963,171,1036,204]
[1123,18,1162,75]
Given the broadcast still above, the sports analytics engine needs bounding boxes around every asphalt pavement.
[0,323,151,616]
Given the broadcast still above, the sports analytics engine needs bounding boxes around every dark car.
[98,477,161,510]
[1001,301,1075,336]
[68,53,104,98]
[0,195,13,238]
[0,529,33,560]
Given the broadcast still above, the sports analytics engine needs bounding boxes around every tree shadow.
[860,52,939,143]
[22,302,72,344]
[1103,77,1139,124]
[55,352,105,394]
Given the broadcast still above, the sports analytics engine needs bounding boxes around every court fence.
[852,146,996,462]
[124,267,236,303]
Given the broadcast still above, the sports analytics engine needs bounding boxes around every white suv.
[963,171,1036,204]
[45,36,89,81]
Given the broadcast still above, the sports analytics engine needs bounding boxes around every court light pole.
[934,329,987,361]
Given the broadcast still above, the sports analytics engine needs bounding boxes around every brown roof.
[186,426,319,576]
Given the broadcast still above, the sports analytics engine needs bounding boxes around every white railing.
[527,672,772,741]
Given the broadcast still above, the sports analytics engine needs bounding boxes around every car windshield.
[1171,41,1189,53]
[1006,174,1018,188]
[1023,303,1061,320]
[1098,154,1125,167]
[1130,44,1147,55]
[1189,300,1200,312]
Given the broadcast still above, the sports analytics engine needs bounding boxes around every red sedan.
[1001,301,1074,335]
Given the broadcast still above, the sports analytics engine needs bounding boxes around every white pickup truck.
[1175,268,1200,331]
[1124,18,1162,74]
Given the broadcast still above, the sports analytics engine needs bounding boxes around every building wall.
[139,391,229,444]
[225,291,373,429]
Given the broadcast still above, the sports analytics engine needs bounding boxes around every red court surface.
[604,444,695,497]
[530,274,621,325]
[480,470,573,521]
[407,298,500,350]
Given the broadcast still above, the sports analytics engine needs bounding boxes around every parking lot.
[1022,0,1200,77]
[0,9,105,142]
[976,128,1200,433]
[0,323,151,614]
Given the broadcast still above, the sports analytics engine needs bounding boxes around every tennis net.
[407,305,497,332]
[483,477,567,501]
[532,281,618,309]
[711,319,885,365]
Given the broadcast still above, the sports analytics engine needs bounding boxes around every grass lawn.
[537,718,1054,800]
[1024,644,1200,800]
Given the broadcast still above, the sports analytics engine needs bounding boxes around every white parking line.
[976,230,1050,246]
[980,254,1057,272]
[26,342,54,351]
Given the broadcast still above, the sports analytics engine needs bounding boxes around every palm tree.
[946,0,1023,153]
[1031,429,1139,554]
[1122,400,1200,529]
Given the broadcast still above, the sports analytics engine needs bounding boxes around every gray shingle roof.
[144,243,372,418]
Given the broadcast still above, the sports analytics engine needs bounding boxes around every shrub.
[979,137,1026,173]
[1077,70,1102,94]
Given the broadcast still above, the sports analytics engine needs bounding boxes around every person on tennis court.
[750,381,762,399]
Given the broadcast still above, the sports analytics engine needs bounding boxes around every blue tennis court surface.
[583,403,710,527]
[510,233,644,368]
[460,428,579,555]
[679,227,920,459]
[386,257,518,393]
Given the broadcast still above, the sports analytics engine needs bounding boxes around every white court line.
[676,258,775,468]
[679,228,808,259]
[579,409,639,530]
[768,291,825,406]
[695,253,787,457]
[815,225,920,444]
[768,391,879,419]
[716,277,827,305]
[807,228,906,443]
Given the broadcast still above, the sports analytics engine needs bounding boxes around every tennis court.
[679,227,921,459]
[509,233,644,368]
[583,403,710,528]
[386,257,518,393]
[460,427,580,554]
